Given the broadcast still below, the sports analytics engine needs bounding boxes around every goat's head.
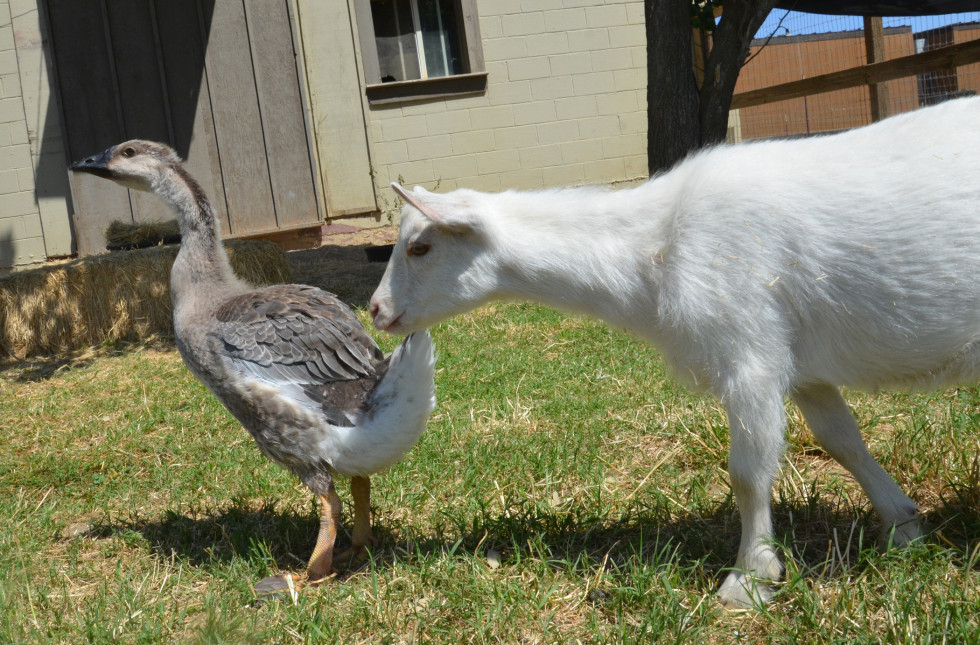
[370,183,497,334]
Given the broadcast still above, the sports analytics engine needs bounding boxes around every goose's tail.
[332,331,437,476]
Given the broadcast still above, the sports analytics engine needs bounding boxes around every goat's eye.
[122,147,136,158]
[407,242,430,257]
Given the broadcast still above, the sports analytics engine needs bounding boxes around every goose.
[70,141,436,594]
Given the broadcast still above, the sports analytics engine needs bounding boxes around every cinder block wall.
[0,0,46,269]
[367,0,648,199]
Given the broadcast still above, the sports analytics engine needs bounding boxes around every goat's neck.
[487,186,665,328]
[157,166,242,308]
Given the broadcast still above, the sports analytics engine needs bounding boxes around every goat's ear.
[390,182,475,233]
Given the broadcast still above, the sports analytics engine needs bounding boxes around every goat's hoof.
[253,573,301,605]
[882,517,923,549]
[716,572,774,610]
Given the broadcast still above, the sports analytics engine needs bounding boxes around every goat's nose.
[369,299,380,320]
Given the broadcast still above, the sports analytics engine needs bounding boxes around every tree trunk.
[645,0,778,175]
[645,0,699,175]
[699,0,780,145]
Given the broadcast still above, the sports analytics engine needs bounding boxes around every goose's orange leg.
[336,475,377,561]
[307,486,343,584]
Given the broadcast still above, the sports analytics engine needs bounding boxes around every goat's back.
[653,97,980,394]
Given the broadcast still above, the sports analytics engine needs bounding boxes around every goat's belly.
[798,331,980,392]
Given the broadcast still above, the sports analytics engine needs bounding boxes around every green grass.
[2,301,979,643]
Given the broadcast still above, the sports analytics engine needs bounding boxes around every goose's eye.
[407,242,430,257]
[122,147,136,158]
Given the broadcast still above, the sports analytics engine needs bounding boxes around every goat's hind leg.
[791,384,921,546]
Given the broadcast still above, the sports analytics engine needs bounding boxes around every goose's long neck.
[157,165,242,306]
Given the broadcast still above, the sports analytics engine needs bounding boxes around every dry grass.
[0,240,290,359]
[104,219,181,250]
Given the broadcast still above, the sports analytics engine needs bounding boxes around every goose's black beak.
[69,146,115,179]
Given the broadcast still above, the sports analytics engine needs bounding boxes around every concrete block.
[432,153,479,181]
[480,16,503,39]
[579,115,621,138]
[597,90,637,115]
[476,149,521,175]
[387,160,435,186]
[456,172,502,192]
[497,167,543,190]
[513,100,558,126]
[614,67,645,92]
[0,71,21,98]
[619,111,645,135]
[407,134,452,161]
[591,48,633,72]
[602,133,644,159]
[484,36,527,62]
[537,119,581,144]
[0,189,37,217]
[519,144,562,169]
[0,96,25,124]
[467,104,515,129]
[609,24,645,47]
[526,31,568,56]
[451,129,496,155]
[555,95,597,120]
[585,4,628,29]
[626,2,646,25]
[13,235,47,265]
[0,167,17,193]
[374,140,410,165]
[543,8,587,32]
[542,162,585,187]
[522,0,563,11]
[488,79,532,106]
[549,51,592,76]
[379,114,429,141]
[426,109,472,136]
[494,124,539,149]
[560,138,603,164]
[583,157,626,183]
[479,0,523,16]
[530,75,574,100]
[502,11,545,37]
[507,56,552,81]
[624,154,648,179]
[572,70,615,96]
[568,28,610,52]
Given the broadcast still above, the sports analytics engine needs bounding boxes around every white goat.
[369,97,980,608]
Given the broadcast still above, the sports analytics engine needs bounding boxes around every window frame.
[353,0,487,105]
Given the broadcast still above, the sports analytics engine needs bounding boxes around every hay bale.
[104,219,181,250]
[0,240,291,359]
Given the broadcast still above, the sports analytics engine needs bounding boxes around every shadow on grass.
[0,337,177,382]
[85,483,980,587]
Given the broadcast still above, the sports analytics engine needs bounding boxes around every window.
[354,0,486,104]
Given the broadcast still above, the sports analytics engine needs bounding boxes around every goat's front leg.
[716,389,787,609]
[792,384,920,546]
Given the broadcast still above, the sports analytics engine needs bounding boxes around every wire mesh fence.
[730,10,980,141]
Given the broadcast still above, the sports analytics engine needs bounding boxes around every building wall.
[0,0,43,268]
[361,0,648,200]
[0,0,73,270]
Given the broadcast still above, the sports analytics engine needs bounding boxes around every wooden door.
[47,0,321,256]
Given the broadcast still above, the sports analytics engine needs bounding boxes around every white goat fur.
[370,97,980,607]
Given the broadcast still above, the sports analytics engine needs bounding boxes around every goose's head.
[70,140,181,193]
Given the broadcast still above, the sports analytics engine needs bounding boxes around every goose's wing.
[212,285,384,423]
